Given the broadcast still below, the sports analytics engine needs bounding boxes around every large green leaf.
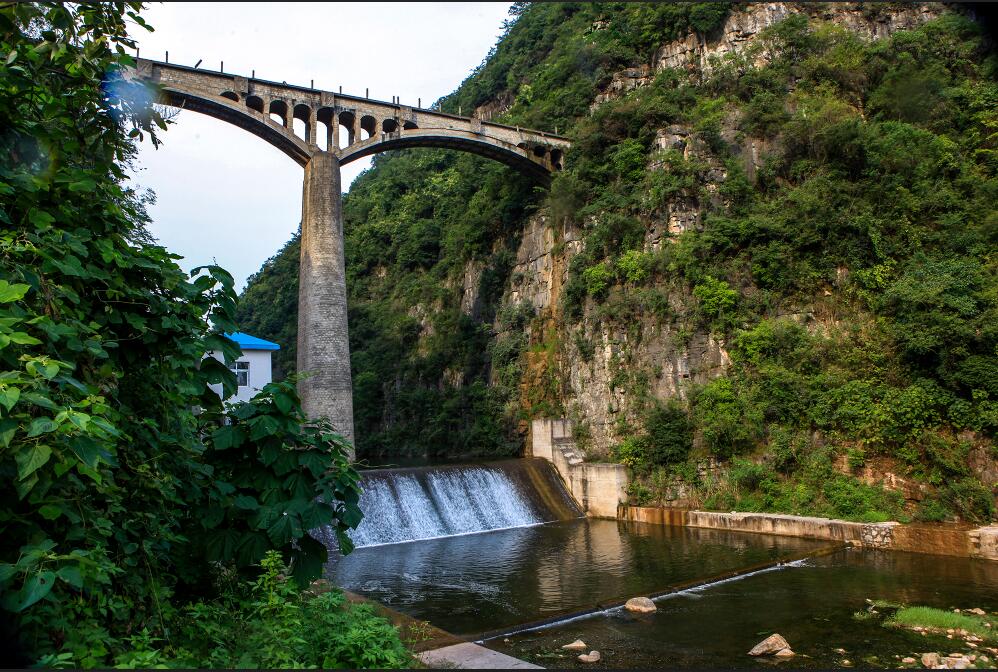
[211,424,245,450]
[235,532,271,566]
[0,386,19,411]
[15,571,56,612]
[16,444,52,480]
[290,535,328,586]
[0,281,30,303]
[26,417,56,437]
[266,512,303,546]
[204,529,242,562]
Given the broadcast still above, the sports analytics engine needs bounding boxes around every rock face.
[624,596,657,613]
[589,3,943,111]
[491,2,950,456]
[656,2,941,75]
[591,65,652,109]
[562,639,587,651]
[748,633,793,656]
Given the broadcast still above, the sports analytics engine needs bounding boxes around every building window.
[231,360,249,387]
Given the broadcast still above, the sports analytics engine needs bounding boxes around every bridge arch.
[338,129,554,181]
[158,85,313,166]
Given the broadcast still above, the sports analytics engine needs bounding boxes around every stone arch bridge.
[132,59,571,457]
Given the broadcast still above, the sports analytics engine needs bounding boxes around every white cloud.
[130,2,512,290]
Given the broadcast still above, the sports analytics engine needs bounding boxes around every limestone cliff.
[482,2,946,453]
[239,1,997,523]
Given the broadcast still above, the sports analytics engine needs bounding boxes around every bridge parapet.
[133,58,569,178]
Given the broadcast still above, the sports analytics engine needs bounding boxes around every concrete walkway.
[418,642,542,669]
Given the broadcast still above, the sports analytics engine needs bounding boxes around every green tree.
[0,3,363,664]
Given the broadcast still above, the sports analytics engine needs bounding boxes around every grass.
[887,607,993,639]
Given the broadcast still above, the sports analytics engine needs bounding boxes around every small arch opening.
[532,145,547,158]
[360,114,377,141]
[382,118,399,134]
[338,110,355,148]
[293,103,311,142]
[293,117,307,141]
[246,95,264,114]
[402,120,418,130]
[269,99,289,126]
[316,107,335,152]
[220,91,239,102]
[550,149,563,171]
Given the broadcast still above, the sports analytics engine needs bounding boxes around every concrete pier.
[297,152,355,453]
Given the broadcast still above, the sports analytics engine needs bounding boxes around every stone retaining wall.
[531,419,628,518]
[618,506,998,560]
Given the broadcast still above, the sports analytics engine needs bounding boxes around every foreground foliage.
[34,551,412,669]
[0,3,387,666]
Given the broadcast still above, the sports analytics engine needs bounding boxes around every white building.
[208,332,280,403]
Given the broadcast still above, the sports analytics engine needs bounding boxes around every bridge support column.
[297,151,355,458]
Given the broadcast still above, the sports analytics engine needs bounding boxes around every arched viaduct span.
[131,59,571,457]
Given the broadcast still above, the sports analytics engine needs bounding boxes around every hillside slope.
[236,2,998,523]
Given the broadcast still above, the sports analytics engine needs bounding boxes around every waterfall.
[328,458,581,548]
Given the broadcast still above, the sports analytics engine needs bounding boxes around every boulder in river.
[748,633,793,656]
[922,652,940,668]
[624,597,657,613]
[562,640,587,651]
[578,651,601,663]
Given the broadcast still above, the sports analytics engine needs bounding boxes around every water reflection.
[325,518,829,635]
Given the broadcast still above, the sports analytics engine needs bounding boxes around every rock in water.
[748,634,792,656]
[578,651,601,663]
[921,652,940,668]
[624,597,657,613]
[562,639,587,651]
[774,648,795,657]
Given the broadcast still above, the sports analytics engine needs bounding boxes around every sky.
[129,2,513,290]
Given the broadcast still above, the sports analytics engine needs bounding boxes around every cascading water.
[321,458,581,548]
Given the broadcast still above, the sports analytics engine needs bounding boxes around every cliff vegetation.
[237,2,997,524]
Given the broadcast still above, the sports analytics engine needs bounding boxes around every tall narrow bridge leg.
[297,151,356,458]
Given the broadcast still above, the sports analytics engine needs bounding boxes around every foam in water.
[341,463,560,548]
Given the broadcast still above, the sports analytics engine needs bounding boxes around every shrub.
[615,436,650,473]
[846,447,866,470]
[154,552,412,669]
[582,262,614,299]
[692,276,738,328]
[943,477,995,524]
[643,402,694,465]
[694,378,765,458]
[913,498,952,523]
[617,249,652,284]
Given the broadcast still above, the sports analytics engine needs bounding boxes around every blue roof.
[226,332,281,351]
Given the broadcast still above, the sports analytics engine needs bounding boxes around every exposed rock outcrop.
[591,2,944,110]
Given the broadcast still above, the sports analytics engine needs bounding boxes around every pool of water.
[324,518,831,636]
[487,547,998,668]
